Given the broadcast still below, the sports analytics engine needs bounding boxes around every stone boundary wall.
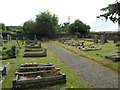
[91,32,120,40]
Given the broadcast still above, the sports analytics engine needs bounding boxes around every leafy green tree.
[35,11,58,38]
[0,23,6,31]
[23,20,35,32]
[97,1,120,24]
[69,19,90,37]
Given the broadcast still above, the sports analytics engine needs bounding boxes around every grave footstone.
[94,35,98,44]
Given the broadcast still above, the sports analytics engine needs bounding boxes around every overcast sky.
[0,0,119,31]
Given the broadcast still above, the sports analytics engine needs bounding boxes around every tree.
[22,20,36,38]
[97,1,120,27]
[69,19,90,37]
[35,11,58,38]
[23,20,35,32]
[0,23,6,31]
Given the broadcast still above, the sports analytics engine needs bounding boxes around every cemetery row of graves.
[0,34,85,88]
[52,34,120,71]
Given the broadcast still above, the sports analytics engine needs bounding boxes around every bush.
[6,46,19,58]
[16,30,24,33]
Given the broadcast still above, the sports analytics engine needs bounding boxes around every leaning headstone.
[94,35,98,44]
[113,36,118,43]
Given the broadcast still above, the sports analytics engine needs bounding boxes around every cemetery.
[0,1,119,88]
[1,36,85,89]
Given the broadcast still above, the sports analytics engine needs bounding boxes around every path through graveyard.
[46,43,118,88]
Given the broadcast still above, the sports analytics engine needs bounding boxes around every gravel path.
[46,43,118,88]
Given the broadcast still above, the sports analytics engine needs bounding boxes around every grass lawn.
[51,39,119,72]
[1,40,85,89]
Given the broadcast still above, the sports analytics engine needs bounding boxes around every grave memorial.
[0,35,4,46]
[13,63,66,88]
[100,35,108,45]
[0,63,10,76]
[94,35,98,44]
[113,36,119,43]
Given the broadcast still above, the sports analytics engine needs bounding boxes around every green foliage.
[16,30,24,33]
[97,1,120,24]
[69,19,90,37]
[35,11,58,38]
[6,46,19,58]
[0,23,6,31]
[23,11,58,39]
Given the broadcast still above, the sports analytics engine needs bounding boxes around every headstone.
[0,35,3,46]
[9,36,12,41]
[7,34,10,42]
[34,34,37,44]
[94,35,98,44]
[22,37,25,45]
[113,36,118,43]
[100,35,108,45]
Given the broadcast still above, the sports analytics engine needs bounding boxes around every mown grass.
[1,40,85,89]
[51,39,119,72]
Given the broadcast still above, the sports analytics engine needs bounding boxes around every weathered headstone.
[34,34,37,44]
[9,36,12,41]
[113,36,118,43]
[100,35,108,45]
[0,35,3,46]
[7,34,10,42]
[94,35,98,44]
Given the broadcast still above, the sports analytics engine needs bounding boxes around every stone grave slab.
[105,55,120,62]
[23,48,47,57]
[13,63,66,88]
[0,63,10,76]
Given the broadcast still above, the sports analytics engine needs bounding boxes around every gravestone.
[0,35,3,46]
[22,37,25,45]
[100,35,108,45]
[7,34,10,42]
[113,36,118,43]
[94,35,98,44]
[34,34,37,44]
[9,36,12,41]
